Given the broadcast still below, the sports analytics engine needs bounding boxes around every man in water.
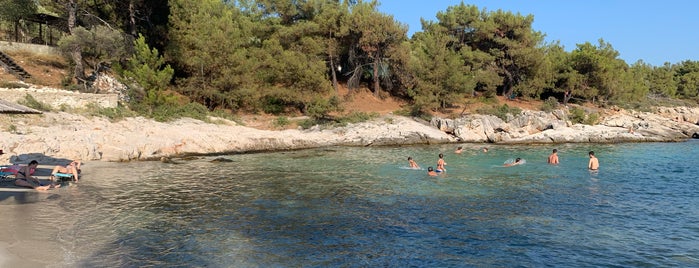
[504,158,523,167]
[407,157,420,169]
[548,149,559,165]
[427,167,438,176]
[436,153,447,172]
[588,151,599,170]
[454,146,463,154]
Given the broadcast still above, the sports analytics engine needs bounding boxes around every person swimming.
[504,158,523,167]
[408,156,420,169]
[427,167,438,176]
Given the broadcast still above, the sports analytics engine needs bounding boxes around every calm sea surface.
[4,142,699,267]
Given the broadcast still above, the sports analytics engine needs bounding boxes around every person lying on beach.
[15,160,60,191]
[504,158,523,167]
[50,160,81,182]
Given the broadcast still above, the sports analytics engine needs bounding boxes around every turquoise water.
[4,142,699,267]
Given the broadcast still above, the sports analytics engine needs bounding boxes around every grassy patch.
[18,94,52,112]
[273,116,290,129]
[5,124,17,133]
[83,103,136,121]
[476,104,522,121]
[568,107,600,125]
[0,81,29,89]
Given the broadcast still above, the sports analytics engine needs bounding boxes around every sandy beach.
[0,164,67,268]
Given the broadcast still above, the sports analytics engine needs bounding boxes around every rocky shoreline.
[1,106,698,164]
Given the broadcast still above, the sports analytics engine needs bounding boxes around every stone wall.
[0,41,59,56]
[0,87,117,109]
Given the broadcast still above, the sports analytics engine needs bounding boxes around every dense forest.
[1,0,698,119]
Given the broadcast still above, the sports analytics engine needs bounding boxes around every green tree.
[168,0,257,110]
[569,39,629,103]
[648,63,677,98]
[0,0,37,41]
[674,60,699,99]
[123,34,174,107]
[619,60,650,103]
[431,3,546,98]
[58,25,127,77]
[313,0,351,93]
[347,0,408,97]
[409,30,473,111]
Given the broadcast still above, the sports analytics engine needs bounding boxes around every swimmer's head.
[428,167,434,171]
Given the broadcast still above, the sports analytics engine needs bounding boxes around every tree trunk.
[129,0,137,36]
[330,55,338,94]
[13,20,18,42]
[68,0,85,83]
[372,57,380,97]
[328,34,338,94]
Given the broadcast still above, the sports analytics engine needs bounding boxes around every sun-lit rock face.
[1,105,698,163]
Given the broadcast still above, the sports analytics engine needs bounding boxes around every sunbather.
[15,160,60,191]
[50,160,81,182]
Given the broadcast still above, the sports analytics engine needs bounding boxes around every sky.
[377,0,699,66]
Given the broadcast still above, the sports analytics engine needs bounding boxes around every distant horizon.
[378,0,699,66]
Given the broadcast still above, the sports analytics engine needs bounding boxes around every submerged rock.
[210,157,233,163]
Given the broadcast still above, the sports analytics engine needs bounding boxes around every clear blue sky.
[377,0,698,66]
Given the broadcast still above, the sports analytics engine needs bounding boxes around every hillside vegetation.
[1,0,697,127]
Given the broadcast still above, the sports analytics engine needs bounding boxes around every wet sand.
[0,165,73,268]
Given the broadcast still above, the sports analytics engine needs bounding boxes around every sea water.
[2,142,699,267]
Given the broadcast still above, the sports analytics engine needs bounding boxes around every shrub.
[395,105,432,121]
[305,96,342,120]
[262,96,287,115]
[337,111,378,124]
[6,124,17,133]
[0,81,28,89]
[476,104,521,121]
[273,116,290,128]
[150,102,209,122]
[541,96,559,112]
[18,94,52,112]
[298,118,317,129]
[84,103,136,121]
[569,107,586,124]
[585,113,600,125]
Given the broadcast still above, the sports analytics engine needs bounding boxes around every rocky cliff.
[1,105,698,164]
